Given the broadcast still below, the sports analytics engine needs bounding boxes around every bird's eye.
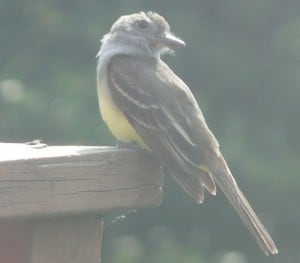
[137,19,148,29]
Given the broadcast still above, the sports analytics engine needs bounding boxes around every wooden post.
[30,216,103,263]
[0,143,163,263]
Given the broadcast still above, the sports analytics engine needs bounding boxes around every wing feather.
[104,54,278,255]
[107,54,216,197]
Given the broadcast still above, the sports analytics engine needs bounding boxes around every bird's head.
[100,11,186,58]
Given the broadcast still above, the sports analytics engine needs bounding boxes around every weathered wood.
[0,220,33,263]
[0,143,163,262]
[0,216,103,263]
[0,143,163,219]
[30,216,103,263]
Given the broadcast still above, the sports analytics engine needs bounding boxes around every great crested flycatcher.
[96,11,278,255]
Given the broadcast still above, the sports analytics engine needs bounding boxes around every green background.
[1,1,299,262]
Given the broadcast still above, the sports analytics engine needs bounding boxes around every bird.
[96,11,278,255]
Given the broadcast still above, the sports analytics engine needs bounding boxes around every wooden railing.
[0,143,163,263]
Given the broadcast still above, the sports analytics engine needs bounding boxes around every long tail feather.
[213,156,278,255]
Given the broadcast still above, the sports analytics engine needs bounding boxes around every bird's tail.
[213,156,278,255]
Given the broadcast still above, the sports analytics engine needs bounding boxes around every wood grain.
[30,216,103,263]
[0,143,163,219]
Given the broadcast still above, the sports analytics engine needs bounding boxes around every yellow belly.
[98,82,146,147]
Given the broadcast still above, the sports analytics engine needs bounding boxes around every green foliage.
[1,1,299,262]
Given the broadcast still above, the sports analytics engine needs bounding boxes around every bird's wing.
[107,54,219,202]
[106,54,278,255]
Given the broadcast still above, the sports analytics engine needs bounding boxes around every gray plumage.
[97,11,278,255]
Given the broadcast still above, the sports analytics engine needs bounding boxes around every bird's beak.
[160,32,186,49]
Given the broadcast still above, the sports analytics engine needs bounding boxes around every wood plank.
[0,143,163,219]
[30,216,103,263]
[0,220,33,263]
